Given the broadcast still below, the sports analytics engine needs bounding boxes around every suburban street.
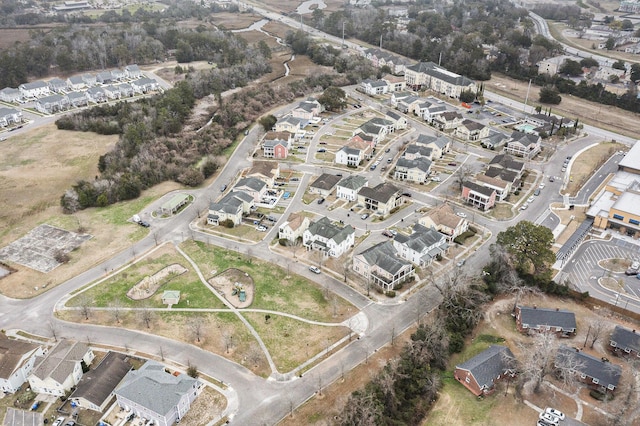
[1,6,640,426]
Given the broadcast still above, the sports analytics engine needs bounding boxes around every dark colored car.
[317,198,325,204]
[402,192,412,197]
[138,221,150,228]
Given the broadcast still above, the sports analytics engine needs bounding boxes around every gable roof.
[517,306,576,331]
[209,191,252,214]
[405,144,433,158]
[438,111,463,121]
[510,131,540,146]
[394,224,446,253]
[0,335,40,380]
[556,346,621,389]
[31,340,89,383]
[460,119,485,131]
[338,175,368,190]
[476,174,509,190]
[71,352,131,407]
[310,173,341,191]
[416,134,449,149]
[463,181,496,197]
[424,203,463,230]
[456,345,514,390]
[406,62,475,87]
[263,131,292,142]
[485,167,519,183]
[488,154,525,172]
[115,361,199,417]
[282,212,307,232]
[610,325,640,353]
[396,156,432,173]
[386,110,403,121]
[235,176,266,192]
[338,146,361,157]
[358,182,400,203]
[307,217,354,245]
[357,241,411,275]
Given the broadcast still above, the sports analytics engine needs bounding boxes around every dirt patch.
[209,268,254,308]
[126,263,188,300]
[178,386,226,426]
[599,258,630,273]
[565,142,624,196]
[488,74,640,139]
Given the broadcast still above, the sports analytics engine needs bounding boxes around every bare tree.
[246,343,263,367]
[553,347,586,393]
[110,298,123,324]
[189,317,206,343]
[518,332,559,394]
[584,319,607,349]
[222,330,234,354]
[453,164,473,192]
[138,304,155,329]
[610,361,640,426]
[77,293,93,320]
[48,321,58,342]
[337,392,382,426]
[290,238,301,259]
[330,295,339,318]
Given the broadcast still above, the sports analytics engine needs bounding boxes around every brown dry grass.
[0,29,34,49]
[565,142,625,196]
[488,74,640,139]
[209,12,263,30]
[179,386,227,426]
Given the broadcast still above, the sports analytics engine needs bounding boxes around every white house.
[207,191,254,226]
[114,361,202,426]
[418,203,469,242]
[0,87,22,103]
[28,340,94,397]
[360,79,389,96]
[336,175,368,201]
[48,78,68,93]
[86,87,106,103]
[278,212,310,243]
[124,64,143,79]
[303,216,355,258]
[335,146,364,167]
[274,116,304,134]
[131,77,159,94]
[415,134,450,158]
[394,157,432,183]
[505,131,542,159]
[35,94,69,114]
[393,224,448,266]
[405,62,476,98]
[353,241,414,291]
[0,334,45,393]
[67,91,89,107]
[67,76,87,91]
[18,81,50,98]
[0,107,23,127]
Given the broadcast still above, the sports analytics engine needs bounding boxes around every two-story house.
[357,183,402,216]
[18,81,50,98]
[418,203,469,242]
[309,173,342,198]
[70,352,132,412]
[0,334,45,393]
[0,108,22,127]
[393,224,448,266]
[505,132,542,159]
[415,134,450,158]
[462,181,497,211]
[433,111,463,131]
[274,116,305,134]
[278,212,310,243]
[303,217,355,258]
[28,340,94,396]
[262,131,292,159]
[394,157,432,184]
[353,241,414,291]
[455,119,490,141]
[336,175,368,201]
[360,79,389,96]
[609,325,640,358]
[207,191,254,227]
[233,177,267,203]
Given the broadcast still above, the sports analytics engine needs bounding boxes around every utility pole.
[342,21,345,48]
[523,79,532,114]
[380,34,382,49]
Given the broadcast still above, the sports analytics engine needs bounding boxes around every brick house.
[609,325,640,358]
[454,345,516,396]
[555,346,621,394]
[514,306,577,337]
[462,181,497,211]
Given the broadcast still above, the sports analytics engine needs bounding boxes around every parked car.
[370,165,376,170]
[528,196,535,203]
[221,184,227,192]
[385,148,391,153]
[539,183,545,189]
[53,418,65,426]
[402,192,412,197]
[544,408,565,421]
[549,176,555,182]
[431,176,441,182]
[319,141,327,145]
[317,198,325,205]
[266,216,277,222]
[456,259,466,267]
[520,203,528,211]
[317,148,326,153]
[382,230,393,238]
[448,162,457,166]
[389,230,397,236]
[65,421,76,426]
[256,225,268,232]
[309,266,321,274]
[534,189,541,196]
[627,261,640,275]
[361,213,369,220]
[456,212,467,218]
[539,412,559,425]
[138,221,150,228]
[387,158,393,163]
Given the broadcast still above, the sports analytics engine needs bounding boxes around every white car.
[456,212,467,218]
[53,418,65,426]
[256,225,267,232]
[539,183,545,189]
[309,266,321,274]
[520,203,528,210]
[431,176,441,182]
[539,412,559,425]
[544,408,565,421]
[527,196,535,203]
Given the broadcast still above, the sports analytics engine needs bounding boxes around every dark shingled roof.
[488,154,525,172]
[71,352,131,407]
[0,334,40,380]
[456,345,514,391]
[517,306,576,331]
[610,325,640,354]
[463,181,496,197]
[310,173,341,191]
[358,241,411,275]
[556,345,621,390]
[358,182,400,203]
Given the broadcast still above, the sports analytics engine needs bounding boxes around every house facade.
[114,361,202,426]
[303,217,355,257]
[505,132,542,159]
[357,183,402,216]
[514,306,577,337]
[462,181,497,211]
[455,119,490,141]
[394,157,432,183]
[278,212,310,243]
[0,88,22,103]
[0,108,22,127]
[405,62,477,98]
[556,346,621,394]
[207,191,253,226]
[336,175,368,201]
[28,340,94,396]
[353,241,414,291]
[433,111,463,131]
[454,345,516,396]
[0,334,45,394]
[233,177,267,202]
[393,224,448,266]
[360,79,389,96]
[18,81,50,98]
[609,325,640,358]
[309,173,341,197]
[415,134,450,158]
[335,146,364,167]
[419,203,469,242]
[35,94,69,114]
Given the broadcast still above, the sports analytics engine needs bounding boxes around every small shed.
[161,290,181,306]
[160,194,189,216]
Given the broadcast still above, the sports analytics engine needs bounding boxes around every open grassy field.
[565,141,625,196]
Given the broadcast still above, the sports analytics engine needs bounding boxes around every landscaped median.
[61,240,356,377]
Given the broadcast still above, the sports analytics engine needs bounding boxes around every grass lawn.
[489,203,514,220]
[565,142,624,196]
[67,244,225,309]
[243,312,349,372]
[180,241,355,321]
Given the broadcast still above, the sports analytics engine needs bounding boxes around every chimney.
[556,308,559,311]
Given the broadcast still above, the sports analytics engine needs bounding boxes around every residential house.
[385,110,408,130]
[274,116,304,134]
[609,325,640,358]
[404,61,477,98]
[382,74,407,92]
[103,85,121,100]
[67,75,87,91]
[309,173,341,197]
[336,175,368,201]
[360,79,389,96]
[537,55,579,76]
[462,181,497,211]
[111,69,126,81]
[475,174,511,201]
[393,224,448,266]
[514,306,577,337]
[349,133,376,151]
[207,191,254,226]
[357,182,402,216]
[118,83,134,97]
[69,352,132,412]
[454,345,516,396]
[18,81,50,98]
[421,103,447,123]
[555,346,622,394]
[505,132,542,159]
[487,154,525,177]
[336,146,365,167]
[67,91,89,108]
[86,87,106,103]
[114,361,202,426]
[404,144,433,161]
[485,167,520,188]
[396,95,421,114]
[0,334,45,394]
[81,73,97,86]
[233,177,267,202]
[353,241,414,291]
[415,134,450,158]
[96,71,114,85]
[0,88,21,103]
[291,98,322,120]
[481,132,510,150]
[262,131,292,159]
[433,111,463,131]
[28,340,95,396]
[594,66,626,82]
[394,157,432,183]
[413,100,434,118]
[35,94,69,114]
[354,118,394,145]
[124,64,143,79]
[419,203,469,242]
[303,216,355,257]
[131,77,159,93]
[455,119,490,141]
[362,48,412,75]
[278,212,310,243]
[246,161,279,187]
[47,78,68,93]
[0,108,22,127]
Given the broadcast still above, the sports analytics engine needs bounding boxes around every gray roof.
[125,64,141,72]
[610,325,640,353]
[461,119,485,131]
[556,346,621,389]
[405,144,433,158]
[406,62,475,87]
[264,139,287,148]
[488,154,525,172]
[416,134,448,149]
[338,146,361,156]
[338,175,367,190]
[66,91,87,101]
[209,191,251,214]
[115,361,199,417]
[485,167,519,184]
[134,77,157,87]
[31,340,89,383]
[38,94,65,104]
[48,78,67,88]
[392,91,413,100]
[19,81,48,90]
[0,107,20,117]
[358,182,400,203]
[517,306,576,331]
[464,181,496,197]
[363,79,388,88]
[396,156,432,173]
[68,75,85,85]
[483,132,509,145]
[364,48,411,65]
[360,122,385,135]
[619,141,640,171]
[386,110,402,121]
[358,241,411,275]
[509,131,540,147]
[97,71,113,81]
[456,345,514,391]
[310,173,341,191]
[394,224,445,253]
[439,111,463,121]
[235,176,266,192]
[87,87,105,96]
[367,117,394,127]
[0,334,40,380]
[0,87,20,96]
[71,352,131,407]
[307,217,354,245]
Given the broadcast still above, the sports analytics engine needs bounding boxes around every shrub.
[385,290,396,298]
[278,238,288,246]
[221,219,235,228]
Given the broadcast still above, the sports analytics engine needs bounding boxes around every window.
[592,378,599,384]
[465,377,470,383]
[630,219,640,225]
[613,214,624,220]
